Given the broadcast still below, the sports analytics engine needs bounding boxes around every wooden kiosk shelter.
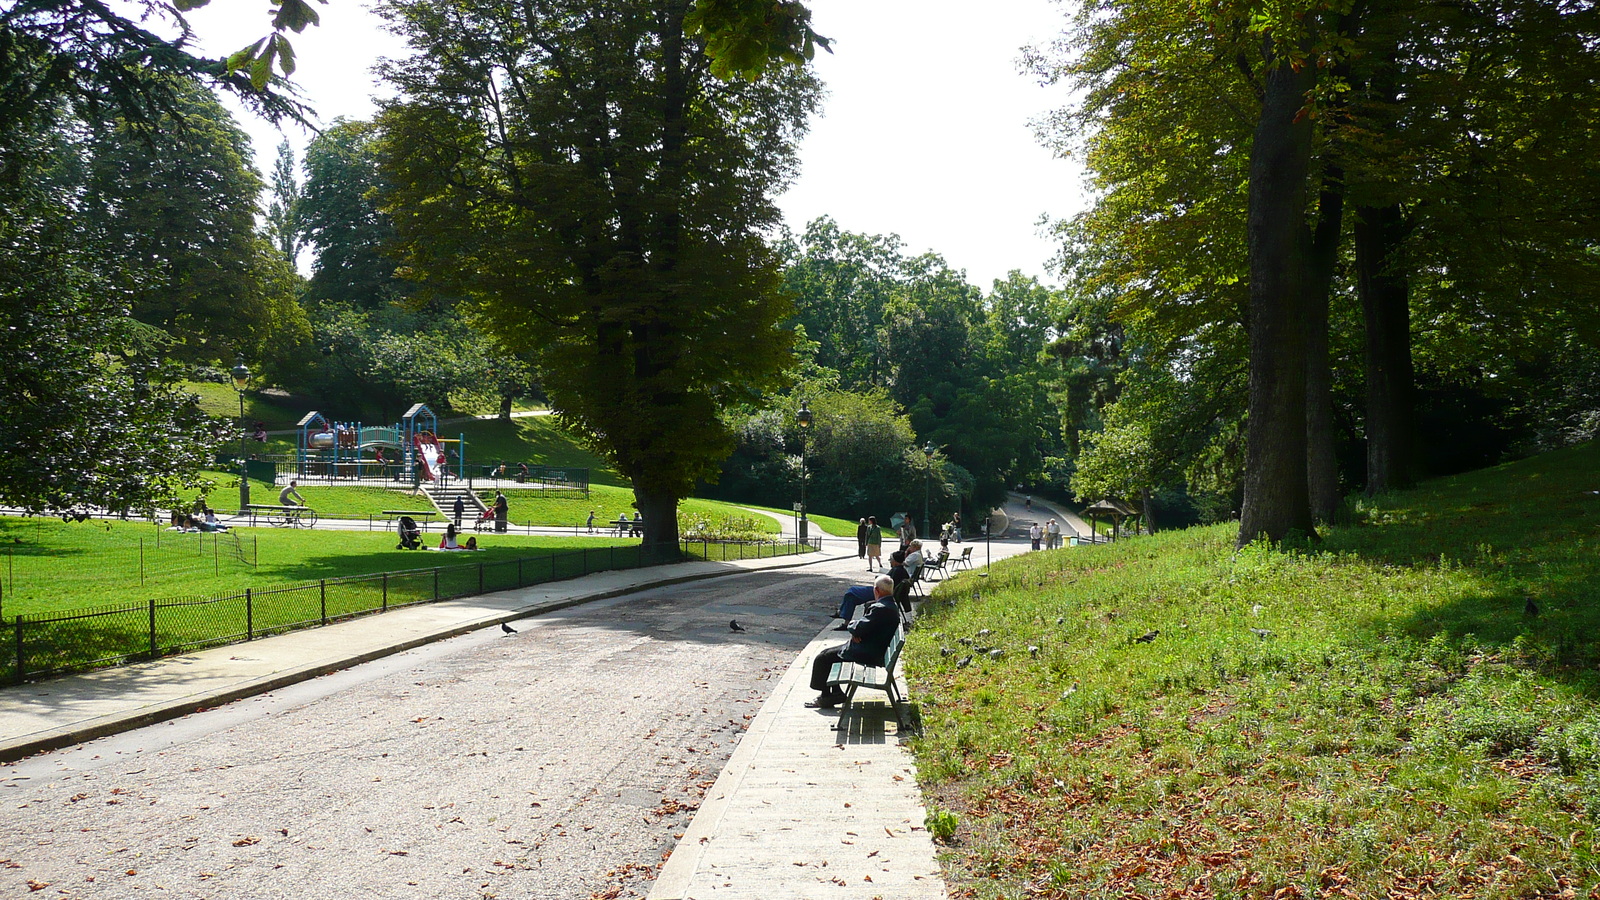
[1082,498,1143,543]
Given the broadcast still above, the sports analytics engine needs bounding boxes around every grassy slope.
[911,441,1600,898]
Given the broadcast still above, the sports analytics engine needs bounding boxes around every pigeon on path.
[501,623,517,635]
[729,620,747,633]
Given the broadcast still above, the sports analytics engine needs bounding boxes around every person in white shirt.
[904,540,924,582]
[1029,522,1043,551]
[1046,518,1061,549]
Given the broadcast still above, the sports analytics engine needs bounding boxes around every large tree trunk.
[1304,163,1345,522]
[1238,54,1318,547]
[635,481,682,548]
[1354,202,1416,495]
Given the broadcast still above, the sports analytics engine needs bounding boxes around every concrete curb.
[0,547,848,764]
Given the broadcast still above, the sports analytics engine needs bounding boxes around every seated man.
[806,575,900,709]
[904,540,925,582]
[885,550,910,588]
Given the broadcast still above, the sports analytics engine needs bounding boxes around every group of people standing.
[1028,517,1065,550]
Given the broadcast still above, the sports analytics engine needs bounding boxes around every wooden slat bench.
[825,626,911,732]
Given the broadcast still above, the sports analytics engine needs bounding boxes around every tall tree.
[1237,40,1319,545]
[82,81,308,364]
[298,119,409,309]
[264,139,302,265]
[378,0,820,543]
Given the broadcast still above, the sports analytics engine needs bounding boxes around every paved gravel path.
[0,566,848,900]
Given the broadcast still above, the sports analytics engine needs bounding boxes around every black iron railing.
[1,536,819,684]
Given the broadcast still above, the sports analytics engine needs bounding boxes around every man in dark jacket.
[807,575,900,709]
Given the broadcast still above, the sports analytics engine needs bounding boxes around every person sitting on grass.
[440,522,464,550]
[465,536,478,550]
[807,575,900,710]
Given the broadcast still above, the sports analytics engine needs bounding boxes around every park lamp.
[233,356,251,514]
[796,400,812,544]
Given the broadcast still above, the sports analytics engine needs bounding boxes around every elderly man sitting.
[806,575,900,709]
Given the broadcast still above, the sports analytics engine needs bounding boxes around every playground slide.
[415,433,445,482]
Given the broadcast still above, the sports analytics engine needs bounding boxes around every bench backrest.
[883,627,906,674]
[960,547,972,560]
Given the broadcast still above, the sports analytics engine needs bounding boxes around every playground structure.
[285,402,589,497]
[294,404,466,484]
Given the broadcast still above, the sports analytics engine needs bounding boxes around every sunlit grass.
[910,441,1600,899]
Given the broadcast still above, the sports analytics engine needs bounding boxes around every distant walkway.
[1003,491,1090,541]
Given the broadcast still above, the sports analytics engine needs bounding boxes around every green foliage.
[297,120,407,310]
[710,388,929,520]
[82,81,310,364]
[377,0,821,541]
[0,0,309,149]
[679,513,775,542]
[0,118,217,515]
[683,0,830,81]
[924,807,959,843]
[909,441,1600,896]
[263,140,301,264]
[781,219,1065,509]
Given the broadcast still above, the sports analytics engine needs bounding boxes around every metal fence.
[1,536,818,684]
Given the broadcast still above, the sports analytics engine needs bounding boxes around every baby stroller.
[396,516,423,550]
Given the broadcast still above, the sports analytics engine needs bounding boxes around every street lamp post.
[232,357,251,514]
[796,400,813,545]
[922,441,935,540]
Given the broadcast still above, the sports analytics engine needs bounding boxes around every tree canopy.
[376,0,821,542]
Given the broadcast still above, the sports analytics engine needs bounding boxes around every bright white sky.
[187,0,1087,289]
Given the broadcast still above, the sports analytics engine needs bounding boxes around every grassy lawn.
[0,517,640,616]
[186,381,305,430]
[465,484,781,534]
[910,441,1600,898]
[452,416,624,486]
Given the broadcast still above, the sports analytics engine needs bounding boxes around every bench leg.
[832,683,861,731]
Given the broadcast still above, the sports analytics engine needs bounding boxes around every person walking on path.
[452,495,465,527]
[493,491,509,533]
[855,518,868,559]
[586,510,596,533]
[1029,521,1043,551]
[807,575,900,709]
[865,516,883,570]
[951,511,962,542]
[1046,518,1061,550]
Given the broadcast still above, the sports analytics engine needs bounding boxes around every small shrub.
[925,807,959,843]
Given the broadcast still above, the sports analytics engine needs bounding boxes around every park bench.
[826,626,911,732]
[951,546,974,571]
[383,510,437,529]
[245,504,318,528]
[921,550,950,582]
